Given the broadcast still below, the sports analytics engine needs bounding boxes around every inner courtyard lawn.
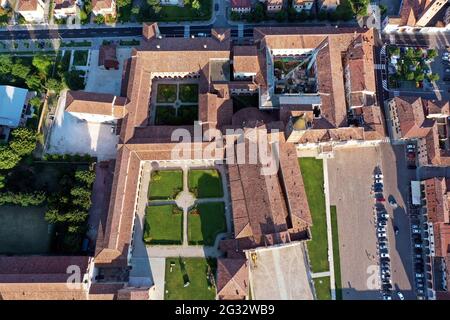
[156,84,177,103]
[188,202,226,246]
[298,158,329,273]
[143,205,183,245]
[179,84,199,103]
[148,170,183,200]
[188,169,223,198]
[165,257,217,300]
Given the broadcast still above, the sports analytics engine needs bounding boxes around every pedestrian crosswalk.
[380,46,386,56]
[375,64,386,70]
[184,25,190,38]
[382,79,388,90]
[393,91,400,97]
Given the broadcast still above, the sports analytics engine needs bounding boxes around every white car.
[380,213,389,219]
[397,292,405,300]
[377,227,386,233]
[381,253,390,258]
[412,228,421,234]
[378,232,387,238]
[375,174,383,179]
[379,243,388,250]
[415,273,424,278]
[375,179,383,184]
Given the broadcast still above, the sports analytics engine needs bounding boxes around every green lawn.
[179,84,199,103]
[331,205,343,300]
[155,105,198,126]
[156,84,177,103]
[298,158,329,273]
[148,170,183,200]
[155,0,212,22]
[188,169,223,198]
[314,276,331,300]
[188,202,226,246]
[0,205,53,254]
[165,257,216,300]
[143,205,183,245]
[73,50,89,66]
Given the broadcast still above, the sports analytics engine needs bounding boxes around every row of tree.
[0,128,38,171]
[0,191,46,206]
[45,169,96,253]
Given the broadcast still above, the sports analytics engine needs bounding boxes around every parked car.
[379,213,389,219]
[375,179,383,184]
[394,226,399,235]
[415,273,424,278]
[381,253,390,259]
[379,243,388,250]
[412,228,421,234]
[375,174,383,179]
[417,289,425,295]
[388,197,398,209]
[376,196,386,202]
[377,227,386,233]
[378,221,387,227]
[397,291,405,300]
[382,294,392,300]
[378,232,387,238]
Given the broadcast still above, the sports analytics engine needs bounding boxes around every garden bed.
[143,205,183,245]
[156,84,177,103]
[148,170,183,200]
[73,50,89,66]
[188,202,226,246]
[188,169,223,198]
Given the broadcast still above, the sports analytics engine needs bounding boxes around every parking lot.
[328,143,416,300]
[430,48,450,101]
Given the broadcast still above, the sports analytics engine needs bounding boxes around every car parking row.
[409,214,435,299]
[372,171,402,300]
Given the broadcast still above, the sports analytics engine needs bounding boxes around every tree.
[131,6,140,15]
[116,0,131,7]
[45,209,61,224]
[415,73,425,82]
[427,49,438,60]
[147,0,159,6]
[94,14,105,24]
[25,74,42,91]
[251,3,265,23]
[75,170,96,187]
[32,54,53,76]
[46,78,63,92]
[275,10,287,22]
[9,127,37,156]
[192,0,200,10]
[79,9,88,24]
[11,63,30,79]
[0,174,5,190]
[406,71,415,81]
[0,146,21,169]
[429,73,440,82]
[0,54,12,74]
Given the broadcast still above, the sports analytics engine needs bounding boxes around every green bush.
[0,191,46,206]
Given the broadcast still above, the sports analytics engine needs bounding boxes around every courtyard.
[84,47,133,95]
[151,81,199,126]
[46,91,119,161]
[164,257,216,300]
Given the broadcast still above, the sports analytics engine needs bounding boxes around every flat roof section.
[245,242,314,300]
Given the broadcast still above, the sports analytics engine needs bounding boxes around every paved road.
[0,22,360,41]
